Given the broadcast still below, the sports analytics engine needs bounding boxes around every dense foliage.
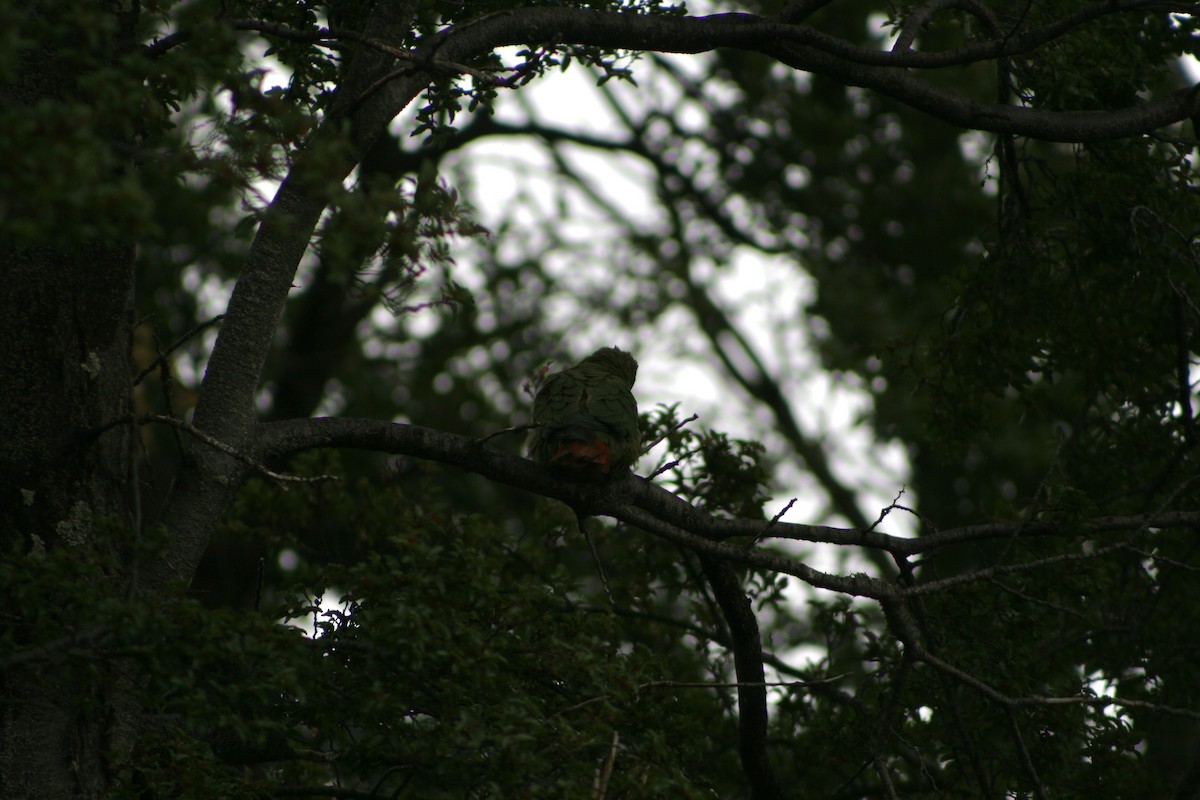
[4,0,1200,797]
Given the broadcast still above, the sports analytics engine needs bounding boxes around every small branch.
[0,628,112,669]
[900,538,1136,597]
[1128,546,1200,572]
[141,414,340,487]
[757,497,797,542]
[477,423,533,445]
[893,0,1003,54]
[593,730,619,800]
[133,314,224,387]
[1012,694,1200,720]
[1006,706,1049,800]
[987,577,1089,618]
[646,447,702,480]
[639,412,700,455]
[867,509,1200,556]
[549,676,843,719]
[918,648,1200,720]
[776,0,837,23]
[872,755,903,800]
[272,788,379,799]
[579,516,617,605]
[867,488,938,534]
[637,676,845,690]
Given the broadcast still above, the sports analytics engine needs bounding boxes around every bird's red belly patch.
[551,439,612,472]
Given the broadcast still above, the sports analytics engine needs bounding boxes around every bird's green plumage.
[529,347,640,475]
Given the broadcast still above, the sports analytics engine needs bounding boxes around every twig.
[919,649,1200,720]
[638,676,845,690]
[757,497,797,542]
[893,0,1003,54]
[777,0,838,23]
[133,314,225,386]
[579,516,616,605]
[1127,546,1200,572]
[872,754,902,800]
[593,730,619,800]
[646,447,702,480]
[900,538,1136,597]
[868,487,939,533]
[996,434,1067,562]
[271,787,377,799]
[639,412,700,455]
[986,577,1088,618]
[477,423,533,445]
[149,18,516,89]
[549,675,845,719]
[1006,706,1049,800]
[140,414,339,487]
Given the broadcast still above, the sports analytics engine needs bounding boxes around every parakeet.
[529,347,641,478]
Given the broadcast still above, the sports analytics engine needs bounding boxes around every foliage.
[131,465,739,797]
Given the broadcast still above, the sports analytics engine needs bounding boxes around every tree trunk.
[0,3,139,796]
[0,244,137,800]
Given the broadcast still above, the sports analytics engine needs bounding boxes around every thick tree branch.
[257,416,1200,564]
[255,416,897,598]
[191,2,1198,72]
[432,6,1200,140]
[194,6,1200,142]
[893,0,1003,53]
[152,5,431,592]
[699,555,786,800]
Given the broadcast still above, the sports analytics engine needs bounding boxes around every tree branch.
[699,555,785,800]
[152,5,433,593]
[422,6,1200,141]
[177,6,1200,141]
[255,415,898,598]
[257,415,1200,576]
[886,510,1200,555]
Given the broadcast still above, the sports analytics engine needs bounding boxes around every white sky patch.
[1185,54,1200,82]
[281,588,355,638]
[958,130,999,197]
[866,12,900,50]
[502,54,632,133]
[1085,670,1124,720]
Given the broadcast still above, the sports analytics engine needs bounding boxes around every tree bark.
[0,3,138,796]
[0,145,137,800]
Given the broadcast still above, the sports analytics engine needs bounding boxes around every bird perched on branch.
[528,347,641,479]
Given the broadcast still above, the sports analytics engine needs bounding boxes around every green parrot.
[529,347,641,478]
